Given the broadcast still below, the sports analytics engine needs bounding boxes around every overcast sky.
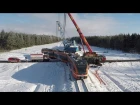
[0,13,140,37]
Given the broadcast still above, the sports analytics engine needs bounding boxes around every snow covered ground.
[0,41,140,92]
[88,46,140,92]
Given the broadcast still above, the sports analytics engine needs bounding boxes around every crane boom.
[67,13,93,53]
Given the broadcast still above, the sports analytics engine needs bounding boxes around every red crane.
[67,13,106,65]
[67,13,93,53]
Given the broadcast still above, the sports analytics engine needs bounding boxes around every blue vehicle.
[64,46,79,53]
[56,19,81,53]
[64,40,81,53]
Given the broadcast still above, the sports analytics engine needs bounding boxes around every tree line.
[71,33,140,53]
[0,30,61,51]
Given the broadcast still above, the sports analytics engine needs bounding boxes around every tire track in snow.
[87,70,109,92]
[89,67,123,92]
[101,71,129,92]
[103,63,140,91]
[122,62,140,81]
[0,63,21,80]
[100,63,134,92]
[33,84,40,92]
[0,63,16,74]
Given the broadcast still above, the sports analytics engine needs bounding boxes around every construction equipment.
[56,14,81,54]
[2,13,140,81]
[67,13,106,66]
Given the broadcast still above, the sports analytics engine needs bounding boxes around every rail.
[76,79,89,92]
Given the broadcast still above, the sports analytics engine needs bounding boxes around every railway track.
[69,70,89,92]
[101,59,140,63]
[1,59,140,63]
[76,79,89,92]
[0,60,61,63]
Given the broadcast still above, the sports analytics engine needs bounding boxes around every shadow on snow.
[12,62,66,86]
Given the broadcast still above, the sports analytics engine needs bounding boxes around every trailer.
[30,54,44,62]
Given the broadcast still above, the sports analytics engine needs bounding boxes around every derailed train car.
[49,49,89,79]
[67,55,89,79]
[41,48,89,79]
[55,51,89,79]
[41,48,59,59]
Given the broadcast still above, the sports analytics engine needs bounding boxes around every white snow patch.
[0,41,140,91]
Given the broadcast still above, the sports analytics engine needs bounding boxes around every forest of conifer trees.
[1,29,140,54]
[0,30,61,51]
[71,33,140,53]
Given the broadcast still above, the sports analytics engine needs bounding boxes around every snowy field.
[0,41,140,92]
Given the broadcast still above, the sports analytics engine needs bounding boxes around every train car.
[67,54,89,79]
[42,48,89,80]
[41,48,51,53]
[49,49,89,79]
[54,51,68,62]
[41,48,58,59]
[30,54,43,62]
